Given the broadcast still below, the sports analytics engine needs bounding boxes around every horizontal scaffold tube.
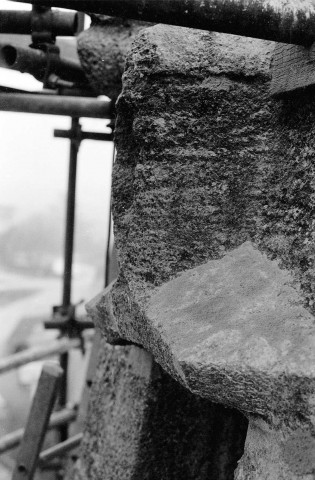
[0,338,81,375]
[0,9,78,36]
[39,433,83,464]
[0,94,113,118]
[0,44,87,84]
[0,408,77,454]
[10,0,315,46]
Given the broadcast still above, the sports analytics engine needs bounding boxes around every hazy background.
[0,2,113,471]
[0,0,113,315]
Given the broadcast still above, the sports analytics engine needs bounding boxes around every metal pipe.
[0,44,87,84]
[39,433,83,464]
[58,117,81,441]
[0,94,112,118]
[62,117,80,308]
[58,353,69,441]
[0,338,81,375]
[54,129,114,141]
[0,408,77,454]
[0,9,78,36]
[0,86,97,97]
[0,85,28,94]
[10,0,315,46]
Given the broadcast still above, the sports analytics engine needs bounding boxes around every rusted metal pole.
[57,117,81,442]
[0,94,112,118]
[10,0,315,46]
[0,86,96,97]
[0,9,78,36]
[0,338,80,375]
[0,44,87,84]
[62,117,80,309]
[0,408,77,454]
[54,129,114,141]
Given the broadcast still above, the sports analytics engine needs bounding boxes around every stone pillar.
[72,337,247,480]
[87,24,315,479]
[77,19,315,480]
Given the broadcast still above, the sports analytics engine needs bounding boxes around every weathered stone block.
[87,24,315,478]
[72,338,247,480]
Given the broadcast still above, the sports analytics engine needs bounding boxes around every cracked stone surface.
[86,24,315,479]
[90,242,315,425]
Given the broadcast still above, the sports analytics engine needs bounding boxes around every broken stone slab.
[89,242,315,479]
[85,22,315,478]
[69,338,247,480]
[88,241,315,422]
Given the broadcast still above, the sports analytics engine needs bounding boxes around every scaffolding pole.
[0,94,112,118]
[0,9,78,36]
[10,0,315,46]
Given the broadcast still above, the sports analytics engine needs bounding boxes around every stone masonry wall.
[113,25,315,311]
[72,338,247,480]
[76,20,315,480]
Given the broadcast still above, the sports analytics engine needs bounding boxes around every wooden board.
[12,362,63,480]
[271,42,315,98]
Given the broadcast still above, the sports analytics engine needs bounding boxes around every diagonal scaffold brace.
[12,363,63,480]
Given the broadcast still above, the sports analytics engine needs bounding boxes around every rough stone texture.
[91,244,315,435]
[77,16,152,99]
[87,24,315,478]
[71,338,247,480]
[111,24,315,315]
[235,418,315,480]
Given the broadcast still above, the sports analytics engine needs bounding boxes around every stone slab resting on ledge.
[89,241,315,423]
[80,22,315,480]
[88,242,315,478]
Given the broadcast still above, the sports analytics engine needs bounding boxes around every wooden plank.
[270,42,315,98]
[12,362,63,480]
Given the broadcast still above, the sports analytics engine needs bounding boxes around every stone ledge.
[88,242,315,426]
[85,23,315,479]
